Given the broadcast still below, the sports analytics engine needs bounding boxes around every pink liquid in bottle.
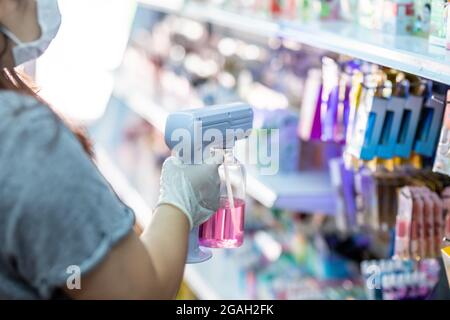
[199,197,245,248]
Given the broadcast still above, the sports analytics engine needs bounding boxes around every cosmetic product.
[429,0,449,47]
[411,187,425,259]
[395,187,414,259]
[383,0,415,35]
[299,69,323,141]
[418,188,435,258]
[393,96,423,158]
[433,91,450,175]
[321,57,341,143]
[340,0,359,22]
[429,191,444,257]
[358,0,385,30]
[442,244,450,288]
[355,167,379,229]
[414,0,432,36]
[447,3,450,49]
[415,94,445,157]
[382,275,395,300]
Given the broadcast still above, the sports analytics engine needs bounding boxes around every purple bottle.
[299,69,323,141]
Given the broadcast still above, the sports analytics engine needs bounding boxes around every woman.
[0,0,220,299]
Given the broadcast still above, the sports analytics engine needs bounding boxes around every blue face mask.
[0,0,62,66]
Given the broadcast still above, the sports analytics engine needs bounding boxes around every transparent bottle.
[199,149,246,248]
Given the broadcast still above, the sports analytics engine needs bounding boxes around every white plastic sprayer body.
[164,103,254,264]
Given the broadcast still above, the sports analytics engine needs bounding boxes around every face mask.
[0,0,62,66]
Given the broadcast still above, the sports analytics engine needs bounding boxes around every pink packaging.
[447,4,450,50]
[410,187,425,259]
[417,187,435,258]
[429,191,444,257]
[442,187,450,240]
[395,187,414,259]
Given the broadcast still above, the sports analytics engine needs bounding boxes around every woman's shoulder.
[0,90,74,164]
[0,90,57,124]
[0,89,60,133]
[0,89,45,108]
[0,90,50,116]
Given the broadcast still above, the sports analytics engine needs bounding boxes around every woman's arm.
[65,204,189,300]
[2,96,219,300]
[63,157,219,300]
[140,204,190,298]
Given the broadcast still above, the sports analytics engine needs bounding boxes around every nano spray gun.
[164,103,254,263]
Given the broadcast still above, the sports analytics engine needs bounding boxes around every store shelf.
[138,0,450,85]
[138,0,184,14]
[279,20,450,85]
[185,249,252,300]
[183,265,224,300]
[138,0,278,38]
[245,168,336,215]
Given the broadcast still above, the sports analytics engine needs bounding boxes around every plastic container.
[199,149,246,248]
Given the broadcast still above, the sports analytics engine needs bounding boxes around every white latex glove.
[156,156,220,230]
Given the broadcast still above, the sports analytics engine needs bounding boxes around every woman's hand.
[156,156,221,230]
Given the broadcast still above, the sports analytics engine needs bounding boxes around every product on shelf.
[300,57,357,145]
[360,258,441,300]
[414,93,446,157]
[192,0,448,42]
[443,244,450,287]
[446,206,450,237]
[339,0,359,22]
[354,166,379,229]
[350,166,450,235]
[329,157,357,232]
[383,0,415,35]
[433,90,450,174]
[299,68,323,141]
[429,0,449,47]
[345,70,444,161]
[254,108,300,172]
[413,0,432,36]
[394,185,450,259]
[411,187,425,259]
[447,4,450,49]
[357,0,385,30]
[395,187,414,259]
[321,57,345,143]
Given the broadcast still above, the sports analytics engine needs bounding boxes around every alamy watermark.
[66,265,81,290]
[168,120,280,176]
[365,264,382,290]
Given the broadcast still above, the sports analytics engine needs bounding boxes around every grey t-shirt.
[0,91,135,299]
